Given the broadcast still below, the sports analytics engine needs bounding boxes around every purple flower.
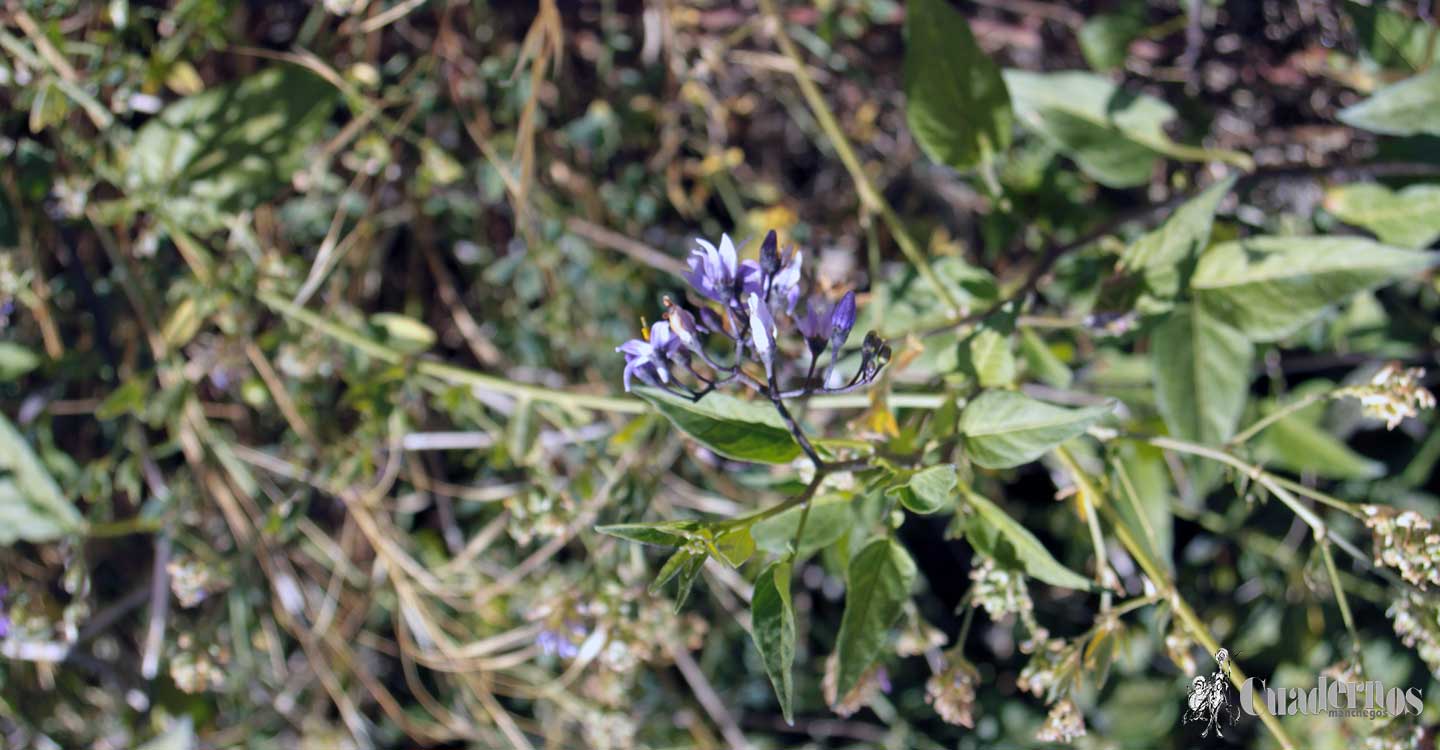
[768,247,803,314]
[685,235,744,305]
[746,292,778,374]
[0,585,9,639]
[616,321,681,392]
[796,297,834,356]
[829,291,856,351]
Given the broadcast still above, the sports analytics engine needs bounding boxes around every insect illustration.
[1184,648,1240,737]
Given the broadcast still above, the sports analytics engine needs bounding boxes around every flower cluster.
[617,231,888,399]
[926,655,979,728]
[1348,363,1436,430]
[1387,589,1440,678]
[1018,637,1080,703]
[1036,698,1088,744]
[970,555,1046,641]
[1361,505,1440,588]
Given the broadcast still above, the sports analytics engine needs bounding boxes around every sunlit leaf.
[1324,183,1440,249]
[959,390,1113,469]
[1191,236,1436,342]
[904,0,1012,170]
[634,387,801,464]
[1339,68,1440,137]
[1151,303,1253,445]
[0,414,84,544]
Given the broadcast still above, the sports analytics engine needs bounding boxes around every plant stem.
[1228,391,1331,447]
[756,0,965,318]
[1090,481,1299,750]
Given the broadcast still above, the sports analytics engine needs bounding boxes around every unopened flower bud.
[746,292,777,373]
[759,229,781,276]
[829,291,857,351]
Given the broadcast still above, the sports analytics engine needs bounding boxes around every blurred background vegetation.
[2,0,1440,748]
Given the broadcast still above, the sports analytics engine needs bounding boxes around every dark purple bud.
[759,230,780,276]
[829,291,856,350]
[861,330,883,359]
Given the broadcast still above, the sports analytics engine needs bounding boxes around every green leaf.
[903,0,1012,170]
[1079,11,1144,72]
[0,413,84,544]
[834,538,916,697]
[370,313,436,354]
[713,526,755,568]
[962,489,1094,590]
[1002,70,1178,187]
[1151,303,1254,445]
[138,719,195,750]
[1253,395,1384,480]
[1324,183,1440,249]
[635,387,801,464]
[1110,442,1174,573]
[597,519,703,548]
[126,66,338,230]
[1191,236,1436,342]
[1338,68,1440,137]
[1120,175,1236,298]
[752,496,853,557]
[960,325,1016,388]
[887,464,957,515]
[751,561,797,724]
[651,546,707,611]
[1018,327,1073,389]
[0,342,40,381]
[1347,2,1438,72]
[959,390,1113,469]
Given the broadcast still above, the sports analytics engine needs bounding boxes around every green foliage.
[886,463,957,515]
[1339,68,1440,136]
[834,538,916,697]
[904,0,1012,170]
[959,390,1113,469]
[633,387,802,463]
[1325,183,1440,248]
[1191,236,1436,342]
[1151,303,1254,445]
[0,414,84,543]
[125,66,339,230]
[960,489,1094,590]
[750,560,797,724]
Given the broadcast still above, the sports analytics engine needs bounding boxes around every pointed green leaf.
[1151,303,1253,445]
[1019,327,1073,389]
[1121,176,1235,298]
[752,496,853,557]
[634,387,801,464]
[597,520,702,548]
[1324,183,1440,249]
[1191,236,1436,342]
[1348,2,1439,71]
[961,326,1016,388]
[751,561,796,724]
[835,538,916,697]
[961,490,1094,590]
[1338,68,1440,137]
[888,464,958,515]
[904,0,1012,170]
[1003,70,1175,187]
[959,390,1113,469]
[0,414,84,544]
[713,526,755,568]
[1253,395,1385,480]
